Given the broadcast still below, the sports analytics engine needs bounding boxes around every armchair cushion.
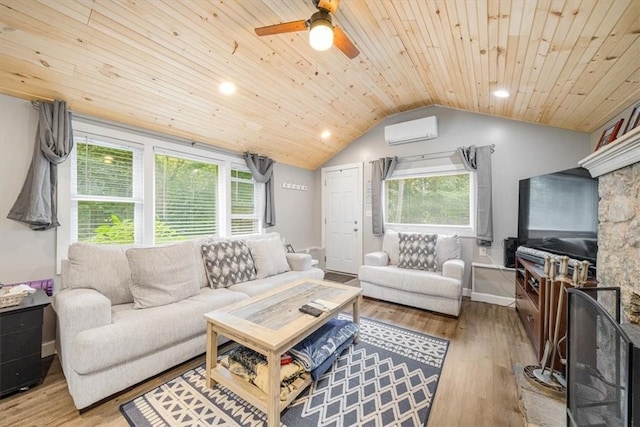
[381,230,400,265]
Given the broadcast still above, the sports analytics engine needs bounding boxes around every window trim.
[229,164,262,235]
[383,164,477,237]
[56,119,263,273]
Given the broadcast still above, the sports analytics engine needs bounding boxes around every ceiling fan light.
[309,16,333,51]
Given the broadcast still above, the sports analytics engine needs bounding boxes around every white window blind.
[230,168,259,235]
[155,152,218,243]
[385,171,471,227]
[71,136,143,244]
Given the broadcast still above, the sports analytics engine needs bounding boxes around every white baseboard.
[42,340,56,357]
[471,291,515,307]
[462,288,471,297]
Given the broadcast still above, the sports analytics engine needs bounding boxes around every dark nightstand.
[0,289,51,397]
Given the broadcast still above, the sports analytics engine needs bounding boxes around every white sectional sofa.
[358,230,465,317]
[53,232,323,410]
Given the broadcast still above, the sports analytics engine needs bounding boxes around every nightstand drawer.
[0,309,42,335]
[0,327,41,362]
[0,354,41,395]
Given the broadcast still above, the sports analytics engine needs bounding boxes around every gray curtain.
[244,152,276,227]
[371,156,398,236]
[457,144,493,243]
[7,100,73,230]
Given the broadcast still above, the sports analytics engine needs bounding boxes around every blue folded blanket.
[290,318,359,372]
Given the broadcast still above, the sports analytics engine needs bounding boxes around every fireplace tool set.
[524,255,591,393]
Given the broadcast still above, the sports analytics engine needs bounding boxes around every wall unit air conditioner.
[384,116,438,145]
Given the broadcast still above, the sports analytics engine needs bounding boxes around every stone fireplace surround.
[579,126,640,324]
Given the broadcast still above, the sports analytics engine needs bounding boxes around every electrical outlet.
[479,247,487,256]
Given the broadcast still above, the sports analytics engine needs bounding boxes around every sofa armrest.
[53,288,111,375]
[442,259,465,282]
[364,251,389,266]
[286,253,312,271]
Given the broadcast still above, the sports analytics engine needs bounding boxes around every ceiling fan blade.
[333,26,360,59]
[317,0,340,14]
[255,20,307,36]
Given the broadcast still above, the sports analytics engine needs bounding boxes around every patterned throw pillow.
[200,240,257,288]
[398,233,439,271]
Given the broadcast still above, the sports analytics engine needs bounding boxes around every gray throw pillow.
[398,232,439,271]
[201,240,257,288]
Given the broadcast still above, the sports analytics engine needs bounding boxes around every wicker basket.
[0,289,27,309]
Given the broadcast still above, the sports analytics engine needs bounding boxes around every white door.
[322,164,363,274]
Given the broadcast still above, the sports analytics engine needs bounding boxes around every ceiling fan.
[254,0,360,59]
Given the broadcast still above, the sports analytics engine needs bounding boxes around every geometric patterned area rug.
[120,315,449,427]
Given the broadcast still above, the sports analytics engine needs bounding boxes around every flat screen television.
[517,166,598,268]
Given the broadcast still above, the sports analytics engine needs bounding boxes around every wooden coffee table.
[204,279,362,426]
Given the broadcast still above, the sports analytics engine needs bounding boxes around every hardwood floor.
[0,297,538,427]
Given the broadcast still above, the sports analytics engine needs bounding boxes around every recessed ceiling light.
[321,130,331,139]
[493,89,510,98]
[219,81,236,95]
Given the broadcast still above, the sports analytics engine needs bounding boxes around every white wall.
[270,162,318,251]
[319,105,593,289]
[0,94,57,354]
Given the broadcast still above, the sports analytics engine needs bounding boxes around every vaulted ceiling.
[1,0,639,169]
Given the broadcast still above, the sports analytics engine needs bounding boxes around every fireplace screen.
[567,288,635,427]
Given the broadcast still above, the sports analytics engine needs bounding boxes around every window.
[155,153,219,243]
[71,136,143,244]
[63,121,261,259]
[384,169,474,233]
[230,168,260,235]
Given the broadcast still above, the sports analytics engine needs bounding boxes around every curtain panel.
[7,100,73,230]
[371,156,398,236]
[243,152,276,227]
[457,144,494,243]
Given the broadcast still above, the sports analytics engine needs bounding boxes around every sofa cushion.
[359,265,461,300]
[398,233,438,271]
[72,287,249,375]
[200,240,257,288]
[66,242,133,305]
[246,236,290,278]
[436,234,461,269]
[126,242,200,309]
[285,253,312,271]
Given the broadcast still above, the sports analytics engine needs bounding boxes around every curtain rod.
[368,144,495,164]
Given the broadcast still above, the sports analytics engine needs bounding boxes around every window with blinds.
[71,137,143,244]
[155,153,219,243]
[230,168,259,235]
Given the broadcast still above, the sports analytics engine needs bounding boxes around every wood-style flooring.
[0,297,538,427]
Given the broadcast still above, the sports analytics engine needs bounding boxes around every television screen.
[518,167,598,265]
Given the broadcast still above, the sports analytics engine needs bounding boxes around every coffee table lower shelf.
[208,364,313,415]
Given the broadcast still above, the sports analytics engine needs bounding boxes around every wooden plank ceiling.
[1,0,639,169]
